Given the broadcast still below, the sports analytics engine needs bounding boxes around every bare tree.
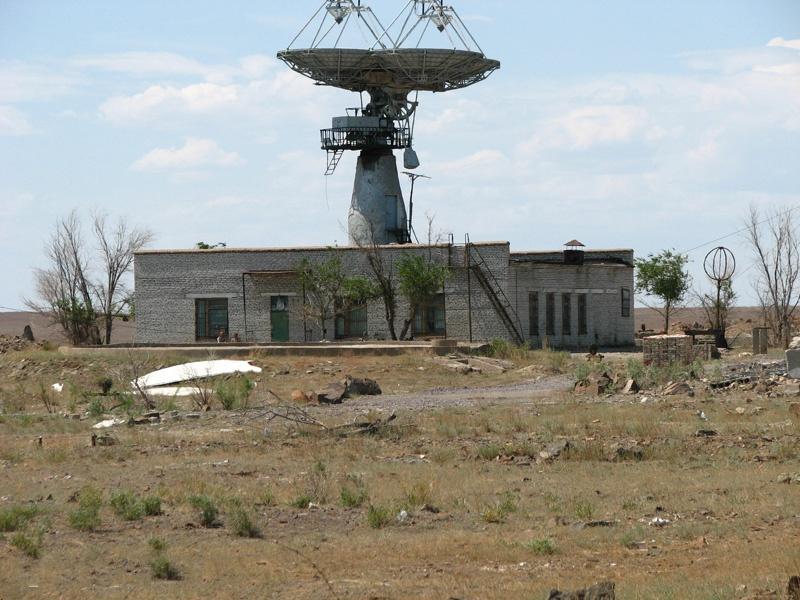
[27,210,152,346]
[92,212,153,345]
[744,205,800,348]
[27,211,100,345]
[356,226,399,340]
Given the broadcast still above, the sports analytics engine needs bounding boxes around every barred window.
[528,292,539,336]
[621,288,631,318]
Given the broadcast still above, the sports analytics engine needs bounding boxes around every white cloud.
[131,138,243,172]
[72,52,278,83]
[556,105,648,148]
[0,106,34,135]
[767,37,800,51]
[101,83,240,122]
[0,61,81,103]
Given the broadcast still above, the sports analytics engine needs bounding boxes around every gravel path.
[317,374,574,416]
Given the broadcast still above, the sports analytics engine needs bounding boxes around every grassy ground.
[0,346,798,599]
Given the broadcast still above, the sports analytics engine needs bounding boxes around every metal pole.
[403,172,430,244]
[465,233,472,343]
[241,273,248,343]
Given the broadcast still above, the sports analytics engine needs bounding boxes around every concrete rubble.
[548,581,615,600]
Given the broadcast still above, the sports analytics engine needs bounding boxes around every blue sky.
[1,0,799,311]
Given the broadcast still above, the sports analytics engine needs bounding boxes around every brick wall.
[134,243,635,346]
[134,242,510,344]
[509,250,635,349]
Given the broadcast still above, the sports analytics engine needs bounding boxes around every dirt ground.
[1,344,798,599]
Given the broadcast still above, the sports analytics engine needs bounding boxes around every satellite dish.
[278,1,500,245]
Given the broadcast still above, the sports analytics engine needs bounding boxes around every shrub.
[110,490,144,521]
[524,538,556,555]
[340,475,369,508]
[290,494,312,509]
[481,492,518,524]
[148,537,166,552]
[188,495,218,527]
[98,378,114,395]
[150,554,180,580]
[11,529,43,558]
[302,461,329,505]
[215,375,254,410]
[228,506,261,538]
[88,397,105,417]
[477,443,503,460]
[402,482,432,509]
[574,500,594,520]
[69,487,102,531]
[0,506,38,532]
[142,496,163,516]
[366,505,391,529]
[258,488,276,507]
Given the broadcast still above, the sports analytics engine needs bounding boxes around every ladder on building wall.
[325,149,344,176]
[466,239,525,345]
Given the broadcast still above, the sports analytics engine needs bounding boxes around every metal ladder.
[324,149,344,176]
[466,236,525,345]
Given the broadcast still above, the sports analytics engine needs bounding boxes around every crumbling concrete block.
[786,349,800,379]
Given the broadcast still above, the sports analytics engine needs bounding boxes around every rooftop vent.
[564,239,585,265]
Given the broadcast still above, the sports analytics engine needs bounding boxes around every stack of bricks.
[642,335,694,366]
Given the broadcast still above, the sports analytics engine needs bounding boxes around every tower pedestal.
[348,148,409,246]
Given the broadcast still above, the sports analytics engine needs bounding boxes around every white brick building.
[134,241,634,348]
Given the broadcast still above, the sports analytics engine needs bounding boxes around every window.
[578,294,588,335]
[562,293,571,335]
[413,293,446,336]
[335,303,368,339]
[621,288,631,318]
[528,292,539,336]
[545,293,555,336]
[195,298,228,340]
[270,295,289,342]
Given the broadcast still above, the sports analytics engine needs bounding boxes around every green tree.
[298,256,379,340]
[635,250,690,333]
[396,254,449,340]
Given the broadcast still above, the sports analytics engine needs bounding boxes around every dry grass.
[0,350,799,598]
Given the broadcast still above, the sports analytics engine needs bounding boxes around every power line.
[680,204,800,256]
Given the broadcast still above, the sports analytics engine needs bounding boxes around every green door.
[270,295,289,342]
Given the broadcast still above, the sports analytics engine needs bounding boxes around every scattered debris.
[146,386,202,397]
[649,517,671,527]
[396,510,409,524]
[548,581,615,599]
[51,383,64,393]
[697,411,709,421]
[621,379,640,394]
[695,429,718,437]
[574,372,612,396]
[133,359,262,389]
[662,381,694,396]
[316,382,347,404]
[92,417,126,429]
[91,432,116,447]
[343,376,382,396]
[539,439,572,461]
[777,473,800,484]
[611,443,644,462]
[291,389,317,404]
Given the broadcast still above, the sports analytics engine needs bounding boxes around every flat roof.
[510,248,633,255]
[136,241,510,255]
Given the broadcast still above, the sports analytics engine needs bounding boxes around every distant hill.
[0,311,135,345]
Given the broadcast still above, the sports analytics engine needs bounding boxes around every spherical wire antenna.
[703,246,736,283]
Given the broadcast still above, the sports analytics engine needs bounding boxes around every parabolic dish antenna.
[278,1,500,246]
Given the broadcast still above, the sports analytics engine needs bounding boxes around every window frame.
[528,292,539,336]
[412,293,446,337]
[545,292,555,337]
[562,293,572,336]
[621,288,631,318]
[578,293,588,336]
[195,298,229,341]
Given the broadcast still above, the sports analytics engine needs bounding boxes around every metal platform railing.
[320,126,411,151]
